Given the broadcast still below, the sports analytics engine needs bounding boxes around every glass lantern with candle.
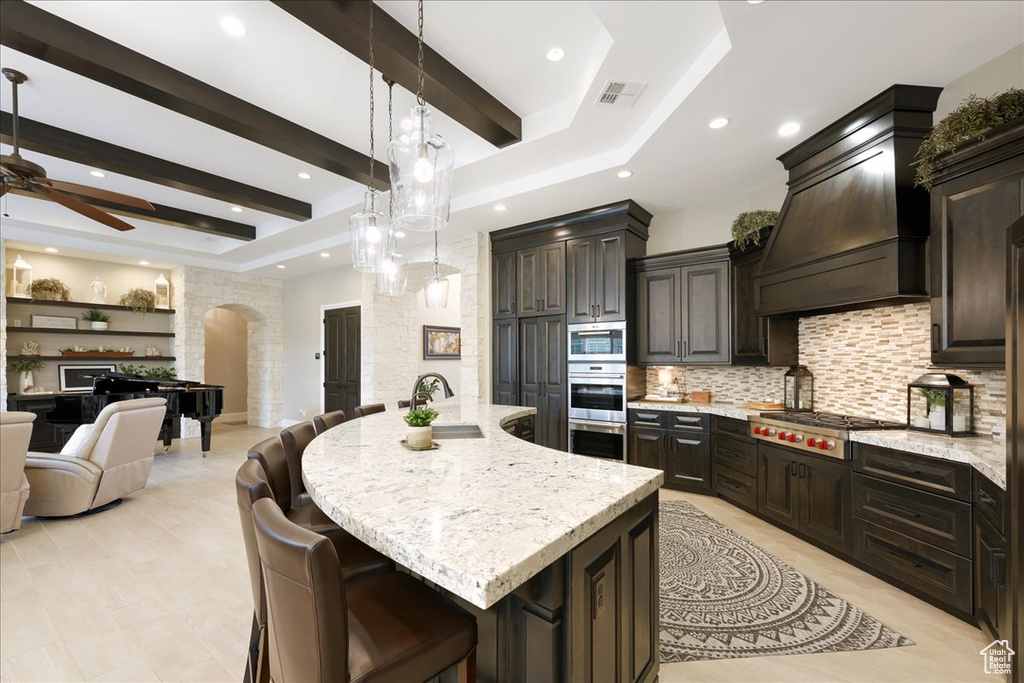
[907,373,973,437]
[8,254,33,298]
[784,365,813,411]
[153,273,170,309]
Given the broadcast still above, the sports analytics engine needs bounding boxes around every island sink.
[432,424,485,439]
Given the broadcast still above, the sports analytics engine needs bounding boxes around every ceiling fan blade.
[0,182,7,198]
[34,185,136,232]
[42,179,154,211]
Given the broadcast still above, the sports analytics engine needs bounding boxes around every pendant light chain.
[367,1,376,191]
[433,229,439,278]
[416,0,425,106]
[388,77,395,218]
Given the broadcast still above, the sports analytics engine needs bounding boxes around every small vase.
[929,405,946,431]
[407,425,433,448]
[91,321,108,330]
[19,371,33,393]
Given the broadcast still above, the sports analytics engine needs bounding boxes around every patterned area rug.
[660,500,913,662]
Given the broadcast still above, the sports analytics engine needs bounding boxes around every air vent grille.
[596,80,647,108]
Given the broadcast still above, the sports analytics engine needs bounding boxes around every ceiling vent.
[596,80,647,108]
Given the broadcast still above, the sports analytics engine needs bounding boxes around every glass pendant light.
[377,77,409,296]
[424,230,449,308]
[350,2,387,272]
[388,0,454,232]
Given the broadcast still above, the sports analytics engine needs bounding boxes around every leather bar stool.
[352,403,386,419]
[236,460,393,683]
[313,409,346,435]
[279,422,317,508]
[397,399,411,409]
[252,497,477,683]
[247,437,336,534]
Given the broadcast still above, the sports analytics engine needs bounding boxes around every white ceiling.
[1,0,1021,279]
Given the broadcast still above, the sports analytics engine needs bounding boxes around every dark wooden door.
[798,455,852,553]
[492,251,517,319]
[595,233,627,322]
[681,261,729,364]
[1007,213,1024,682]
[567,236,595,324]
[665,431,711,492]
[492,319,518,405]
[975,514,1008,642]
[629,427,664,470]
[539,242,566,315]
[637,268,681,364]
[731,248,768,364]
[324,306,360,418]
[517,247,543,317]
[520,315,566,450]
[930,154,1022,367]
[758,444,798,528]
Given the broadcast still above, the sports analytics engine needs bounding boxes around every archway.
[203,306,248,424]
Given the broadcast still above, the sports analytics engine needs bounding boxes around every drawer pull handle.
[978,491,997,505]
[991,548,1007,589]
[883,461,925,477]
[875,539,950,575]
[882,500,922,519]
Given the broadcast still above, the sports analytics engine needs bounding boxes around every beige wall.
[204,307,248,417]
[935,42,1024,120]
[412,274,463,400]
[4,248,170,306]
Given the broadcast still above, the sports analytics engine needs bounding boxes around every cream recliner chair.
[1,411,36,533]
[24,398,167,517]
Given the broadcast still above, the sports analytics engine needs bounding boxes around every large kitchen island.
[302,402,664,683]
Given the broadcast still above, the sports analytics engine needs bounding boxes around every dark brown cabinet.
[626,409,710,492]
[975,513,1008,642]
[730,246,798,366]
[681,261,730,364]
[629,427,664,471]
[520,315,567,451]
[636,268,681,363]
[567,233,629,324]
[492,251,517,319]
[758,444,799,527]
[492,319,518,405]
[517,242,566,317]
[929,119,1024,367]
[665,431,711,492]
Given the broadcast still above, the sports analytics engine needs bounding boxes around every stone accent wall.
[172,266,284,434]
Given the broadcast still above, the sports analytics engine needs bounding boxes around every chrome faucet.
[409,373,455,410]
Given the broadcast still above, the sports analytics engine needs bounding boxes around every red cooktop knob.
[788,433,798,442]
[778,432,787,440]
[818,441,830,450]
[753,426,762,435]
[807,438,817,447]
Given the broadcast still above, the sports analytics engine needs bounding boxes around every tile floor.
[0,424,993,682]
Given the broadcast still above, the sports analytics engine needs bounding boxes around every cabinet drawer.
[713,465,757,511]
[973,472,1005,534]
[852,475,972,556]
[852,518,972,614]
[669,413,709,433]
[628,409,666,428]
[712,435,757,477]
[711,415,752,440]
[852,443,971,502]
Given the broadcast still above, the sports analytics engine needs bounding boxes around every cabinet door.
[681,261,730,364]
[492,251,517,319]
[758,444,798,528]
[566,237,596,324]
[539,242,566,315]
[519,317,544,405]
[541,315,567,451]
[974,514,1008,641]
[629,427,664,470]
[665,431,711,493]
[731,248,768,364]
[798,455,852,553]
[930,157,1022,366]
[492,319,518,405]
[636,268,681,364]
[595,233,627,322]
[517,247,543,317]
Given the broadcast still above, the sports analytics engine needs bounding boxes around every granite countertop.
[627,400,760,420]
[302,402,664,610]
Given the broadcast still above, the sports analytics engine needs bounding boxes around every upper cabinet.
[637,267,682,363]
[929,119,1024,368]
[730,243,799,367]
[567,232,633,324]
[492,252,517,319]
[517,242,566,317]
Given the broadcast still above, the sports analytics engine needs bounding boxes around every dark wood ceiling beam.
[1,112,311,222]
[272,0,522,148]
[10,188,256,241]
[0,0,387,191]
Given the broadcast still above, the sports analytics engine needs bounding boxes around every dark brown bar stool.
[236,460,393,683]
[353,403,386,418]
[252,497,477,683]
[313,409,347,434]
[247,437,334,534]
[397,399,411,409]
[280,422,317,508]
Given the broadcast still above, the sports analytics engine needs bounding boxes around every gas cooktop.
[759,411,906,431]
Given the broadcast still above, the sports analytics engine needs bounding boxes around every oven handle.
[569,373,626,381]
[569,420,627,435]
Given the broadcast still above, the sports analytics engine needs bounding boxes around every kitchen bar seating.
[313,409,347,434]
[247,437,340,534]
[280,421,317,507]
[352,403,386,418]
[251,497,478,683]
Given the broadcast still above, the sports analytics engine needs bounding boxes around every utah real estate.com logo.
[980,639,1014,675]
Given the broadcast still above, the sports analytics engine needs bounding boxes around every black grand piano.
[8,373,224,454]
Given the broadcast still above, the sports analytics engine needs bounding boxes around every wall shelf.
[10,356,176,362]
[6,326,175,338]
[5,297,175,315]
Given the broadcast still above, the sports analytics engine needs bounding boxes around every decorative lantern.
[153,273,170,309]
[8,254,32,298]
[350,190,388,273]
[389,105,455,232]
[907,373,973,437]
[784,365,813,411]
[423,230,449,308]
[377,233,408,296]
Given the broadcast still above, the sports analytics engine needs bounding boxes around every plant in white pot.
[82,309,110,330]
[404,406,440,448]
[10,358,44,394]
[920,388,947,431]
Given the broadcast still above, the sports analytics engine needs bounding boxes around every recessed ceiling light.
[230,206,243,213]
[494,203,506,212]
[616,170,633,179]
[138,260,150,266]
[778,121,801,137]
[747,0,766,5]
[395,231,406,239]
[297,172,311,180]
[220,17,247,38]
[276,264,286,269]
[546,47,565,62]
[708,117,730,129]
[90,170,106,178]
[320,252,330,258]
[44,247,58,253]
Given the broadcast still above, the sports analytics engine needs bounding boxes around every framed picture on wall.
[58,364,116,392]
[423,326,461,360]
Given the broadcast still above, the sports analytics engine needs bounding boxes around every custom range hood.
[754,85,942,316]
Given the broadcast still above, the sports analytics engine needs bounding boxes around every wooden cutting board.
[639,396,684,404]
[743,401,784,410]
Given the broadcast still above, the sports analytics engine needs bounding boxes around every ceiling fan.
[1,68,154,231]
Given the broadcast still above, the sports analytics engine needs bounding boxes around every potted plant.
[10,358,45,393]
[82,309,110,330]
[418,378,441,401]
[404,406,439,448]
[919,388,947,431]
[731,210,779,251]
[119,288,157,314]
[28,277,71,301]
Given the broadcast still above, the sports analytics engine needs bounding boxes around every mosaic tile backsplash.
[644,302,1006,441]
